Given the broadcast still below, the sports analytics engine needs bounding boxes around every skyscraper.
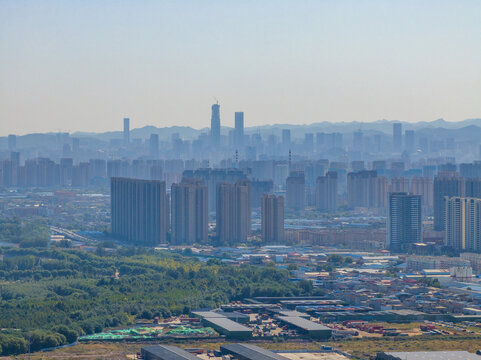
[211,103,221,146]
[171,178,208,245]
[393,122,402,151]
[111,177,168,245]
[445,197,481,252]
[123,118,130,145]
[216,180,251,244]
[149,134,159,158]
[234,112,244,148]
[282,129,291,149]
[7,134,16,150]
[316,171,337,212]
[286,171,305,211]
[261,194,284,244]
[304,133,314,153]
[404,130,415,153]
[10,151,20,167]
[353,130,363,152]
[433,174,464,231]
[387,192,422,253]
[72,137,80,154]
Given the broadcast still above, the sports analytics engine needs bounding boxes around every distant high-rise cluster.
[4,107,481,255]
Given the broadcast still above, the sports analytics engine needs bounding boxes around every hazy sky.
[1,0,480,135]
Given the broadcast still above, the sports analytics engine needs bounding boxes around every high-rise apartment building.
[251,180,273,208]
[393,123,402,151]
[149,134,159,158]
[234,112,244,148]
[72,162,90,187]
[411,177,434,212]
[261,194,284,244]
[387,192,422,253]
[10,152,20,167]
[171,178,208,245]
[347,170,377,208]
[390,177,410,193]
[111,177,168,245]
[316,171,337,212]
[282,129,291,149]
[465,178,481,198]
[183,168,248,212]
[286,171,305,211]
[445,197,481,252]
[216,180,251,244]
[304,133,314,153]
[353,130,363,152]
[72,137,80,154]
[433,174,464,231]
[211,103,221,146]
[123,118,130,145]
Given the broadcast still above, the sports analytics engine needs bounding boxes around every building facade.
[111,177,168,245]
[261,194,284,244]
[445,197,481,252]
[315,171,337,212]
[387,192,422,253]
[216,180,251,244]
[171,178,208,245]
[286,171,305,211]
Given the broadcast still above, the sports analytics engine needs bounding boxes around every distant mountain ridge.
[2,118,481,143]
[73,118,481,141]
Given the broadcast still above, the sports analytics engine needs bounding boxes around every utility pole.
[27,333,31,360]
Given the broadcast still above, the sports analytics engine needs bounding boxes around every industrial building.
[276,316,332,339]
[141,345,199,360]
[376,351,481,360]
[220,343,290,360]
[191,310,249,324]
[192,311,252,339]
[202,317,252,339]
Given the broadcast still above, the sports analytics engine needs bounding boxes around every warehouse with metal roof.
[376,351,481,360]
[191,310,250,323]
[220,343,290,360]
[277,316,332,339]
[141,345,200,360]
[201,317,252,339]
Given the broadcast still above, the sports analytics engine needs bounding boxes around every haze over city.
[3,1,481,360]
[1,0,481,135]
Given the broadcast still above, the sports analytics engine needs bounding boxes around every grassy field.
[4,334,481,360]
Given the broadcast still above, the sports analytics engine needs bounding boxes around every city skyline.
[1,1,481,135]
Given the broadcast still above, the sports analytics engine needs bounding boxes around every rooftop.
[379,351,481,360]
[221,343,290,360]
[141,345,200,360]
